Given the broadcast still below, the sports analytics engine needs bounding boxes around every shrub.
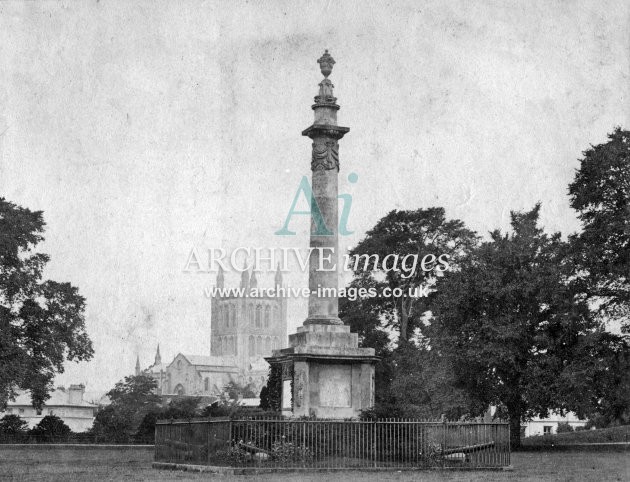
[270,439,313,463]
[218,443,251,464]
[359,403,405,420]
[259,386,270,411]
[556,422,574,433]
[0,414,28,434]
[266,365,282,412]
[91,405,133,443]
[135,411,159,443]
[30,415,71,442]
[0,415,29,442]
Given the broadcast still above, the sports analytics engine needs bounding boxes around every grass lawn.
[0,447,627,481]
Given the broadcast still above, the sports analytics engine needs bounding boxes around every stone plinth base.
[266,324,378,418]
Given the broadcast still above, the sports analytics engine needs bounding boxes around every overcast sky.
[1,0,628,392]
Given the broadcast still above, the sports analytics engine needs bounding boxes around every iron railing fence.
[155,418,510,469]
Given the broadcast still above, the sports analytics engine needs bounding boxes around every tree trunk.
[509,412,521,450]
[400,297,409,342]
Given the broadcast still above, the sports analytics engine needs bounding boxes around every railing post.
[372,420,377,468]
[302,419,306,462]
[507,421,511,466]
[206,421,210,464]
[442,420,447,468]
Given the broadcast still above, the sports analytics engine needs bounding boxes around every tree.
[92,405,133,443]
[339,296,391,358]
[0,198,93,410]
[0,414,28,435]
[92,374,160,442]
[135,411,159,443]
[106,374,161,411]
[568,127,630,329]
[429,205,616,448]
[557,330,630,427]
[341,210,477,417]
[347,208,477,343]
[30,415,71,441]
[135,397,202,443]
[359,342,472,420]
[388,344,472,420]
[161,396,201,419]
[340,281,472,419]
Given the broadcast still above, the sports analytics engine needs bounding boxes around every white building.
[522,411,587,437]
[1,385,97,433]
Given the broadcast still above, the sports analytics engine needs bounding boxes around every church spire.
[216,265,224,289]
[250,269,258,290]
[135,355,141,376]
[154,344,161,366]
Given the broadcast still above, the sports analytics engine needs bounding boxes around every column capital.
[301,124,350,139]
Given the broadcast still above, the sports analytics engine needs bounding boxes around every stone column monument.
[266,51,378,418]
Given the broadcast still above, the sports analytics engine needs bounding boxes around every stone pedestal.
[267,324,377,418]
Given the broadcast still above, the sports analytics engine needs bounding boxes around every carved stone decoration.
[281,361,293,380]
[317,50,335,78]
[311,140,339,171]
[371,371,375,406]
[294,369,306,408]
[315,79,337,105]
[319,79,334,98]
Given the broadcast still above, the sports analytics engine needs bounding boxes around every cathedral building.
[137,267,287,398]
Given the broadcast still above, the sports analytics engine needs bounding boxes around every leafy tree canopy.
[106,374,161,410]
[378,343,472,420]
[429,204,627,447]
[347,207,477,342]
[339,296,390,357]
[92,374,160,442]
[568,127,630,327]
[0,198,93,410]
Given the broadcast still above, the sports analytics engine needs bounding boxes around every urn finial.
[317,50,335,78]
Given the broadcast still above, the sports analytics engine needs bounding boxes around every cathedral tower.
[210,267,288,390]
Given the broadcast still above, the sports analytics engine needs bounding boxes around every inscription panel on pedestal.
[319,364,351,407]
[282,380,292,410]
